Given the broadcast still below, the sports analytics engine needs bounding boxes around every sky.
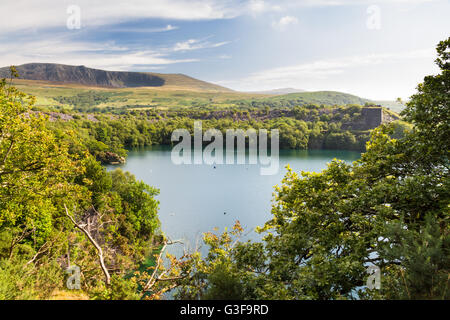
[0,0,449,100]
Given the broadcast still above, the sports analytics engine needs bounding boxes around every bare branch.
[143,239,183,292]
[64,204,110,286]
[8,227,34,259]
[25,240,52,267]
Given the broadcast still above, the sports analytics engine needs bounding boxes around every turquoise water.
[108,146,360,250]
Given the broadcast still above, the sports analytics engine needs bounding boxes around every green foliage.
[91,274,140,300]
[0,257,64,299]
[402,37,450,168]
[378,214,449,299]
[324,131,357,150]
[176,39,450,300]
[1,37,447,300]
[0,69,162,299]
[110,169,160,241]
[50,107,372,154]
[239,91,372,108]
[0,69,81,244]
[174,222,257,300]
[54,91,115,109]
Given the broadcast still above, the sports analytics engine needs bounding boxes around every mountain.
[0,63,232,92]
[268,91,403,111]
[248,88,305,95]
[263,91,375,106]
[1,63,399,110]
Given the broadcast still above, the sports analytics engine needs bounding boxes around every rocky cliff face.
[0,63,233,91]
[0,63,165,88]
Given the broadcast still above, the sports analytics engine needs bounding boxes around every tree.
[0,69,163,299]
[177,38,449,300]
[0,68,85,298]
[402,37,449,169]
[0,68,82,245]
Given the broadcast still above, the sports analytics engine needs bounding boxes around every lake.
[108,146,361,253]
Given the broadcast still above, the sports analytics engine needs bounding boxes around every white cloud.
[0,0,240,35]
[248,0,282,15]
[165,24,178,31]
[0,0,439,35]
[271,16,298,30]
[262,0,436,8]
[0,39,198,71]
[233,48,435,84]
[249,0,266,13]
[217,48,437,99]
[246,0,438,15]
[173,39,202,52]
[172,38,230,52]
[109,24,179,33]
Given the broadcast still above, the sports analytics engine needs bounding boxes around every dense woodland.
[47,104,405,165]
[0,38,448,300]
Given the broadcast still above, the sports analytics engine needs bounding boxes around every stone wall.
[362,107,384,129]
[343,107,399,131]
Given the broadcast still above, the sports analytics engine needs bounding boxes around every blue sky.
[0,0,449,100]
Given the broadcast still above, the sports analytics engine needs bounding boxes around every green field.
[11,79,268,111]
[12,79,402,113]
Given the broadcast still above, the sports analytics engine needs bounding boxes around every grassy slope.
[0,63,232,92]
[374,100,406,113]
[11,79,270,110]
[149,73,232,92]
[261,91,373,106]
[258,91,404,112]
[11,79,400,111]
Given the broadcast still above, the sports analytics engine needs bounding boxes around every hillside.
[271,91,404,112]
[0,63,231,92]
[263,91,373,106]
[7,78,400,112]
[373,100,406,113]
[1,64,399,112]
[8,78,264,111]
[247,88,305,95]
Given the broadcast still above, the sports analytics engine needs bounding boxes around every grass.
[12,79,269,110]
[12,79,400,112]
[48,289,90,300]
[259,90,373,106]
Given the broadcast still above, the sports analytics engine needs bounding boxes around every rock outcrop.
[96,151,126,165]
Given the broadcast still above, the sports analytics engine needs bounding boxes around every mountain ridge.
[0,63,232,92]
[1,63,403,111]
